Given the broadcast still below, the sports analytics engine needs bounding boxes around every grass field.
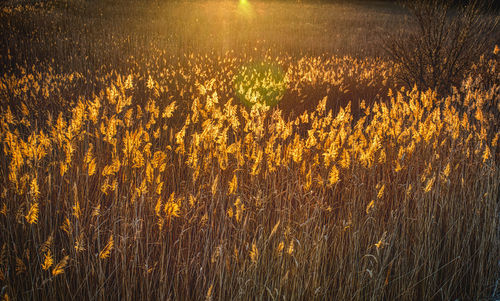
[0,0,499,300]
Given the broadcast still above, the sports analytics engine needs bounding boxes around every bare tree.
[381,0,498,95]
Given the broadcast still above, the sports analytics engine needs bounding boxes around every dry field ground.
[0,0,499,300]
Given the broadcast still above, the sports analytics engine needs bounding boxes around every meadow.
[0,0,499,300]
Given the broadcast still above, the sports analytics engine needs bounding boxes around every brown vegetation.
[0,1,498,300]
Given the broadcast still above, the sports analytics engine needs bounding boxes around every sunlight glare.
[237,0,255,20]
[234,62,286,108]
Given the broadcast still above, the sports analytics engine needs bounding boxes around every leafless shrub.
[381,0,499,95]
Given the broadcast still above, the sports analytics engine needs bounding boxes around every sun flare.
[237,0,254,19]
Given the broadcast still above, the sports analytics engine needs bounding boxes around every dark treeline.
[313,0,500,10]
[362,0,498,10]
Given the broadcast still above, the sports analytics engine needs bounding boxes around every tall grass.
[0,1,499,300]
